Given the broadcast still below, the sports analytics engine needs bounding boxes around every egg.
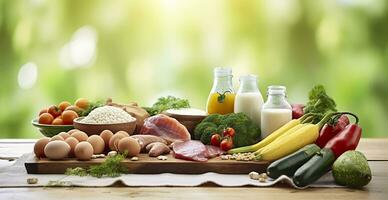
[44,141,70,160]
[87,135,105,154]
[118,137,141,157]
[71,131,88,142]
[65,137,79,157]
[58,132,70,140]
[67,129,80,135]
[34,137,50,158]
[109,133,126,151]
[74,141,94,161]
[100,130,113,148]
[50,135,64,141]
[116,131,129,137]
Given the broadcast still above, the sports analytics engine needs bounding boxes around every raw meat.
[172,140,208,162]
[140,114,191,143]
[205,145,224,158]
[146,142,171,157]
[130,135,167,151]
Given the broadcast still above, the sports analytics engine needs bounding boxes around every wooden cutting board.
[25,154,269,174]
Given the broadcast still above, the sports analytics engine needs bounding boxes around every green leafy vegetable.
[304,85,337,123]
[194,113,261,147]
[79,100,105,117]
[217,91,231,103]
[143,96,190,116]
[65,153,127,178]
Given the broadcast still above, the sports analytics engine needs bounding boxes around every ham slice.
[172,141,225,162]
[172,140,208,162]
[205,145,225,158]
[140,114,191,143]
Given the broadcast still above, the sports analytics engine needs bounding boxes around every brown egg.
[71,131,88,142]
[50,135,64,141]
[44,141,70,160]
[109,133,126,151]
[65,137,79,157]
[116,131,129,137]
[100,130,113,148]
[34,137,50,158]
[87,135,105,154]
[58,132,70,140]
[74,141,94,161]
[68,129,80,135]
[118,137,141,157]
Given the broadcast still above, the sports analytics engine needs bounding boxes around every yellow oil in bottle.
[206,92,235,115]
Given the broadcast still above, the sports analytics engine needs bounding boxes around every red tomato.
[210,134,222,146]
[48,105,62,118]
[223,127,235,137]
[220,137,233,151]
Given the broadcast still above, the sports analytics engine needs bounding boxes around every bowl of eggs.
[73,106,137,135]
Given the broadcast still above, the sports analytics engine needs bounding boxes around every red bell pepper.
[324,113,362,158]
[315,114,350,148]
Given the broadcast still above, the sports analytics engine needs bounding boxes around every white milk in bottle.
[261,86,292,139]
[234,75,264,127]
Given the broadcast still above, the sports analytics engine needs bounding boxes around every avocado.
[332,151,372,188]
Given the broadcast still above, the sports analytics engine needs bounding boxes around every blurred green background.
[0,0,387,138]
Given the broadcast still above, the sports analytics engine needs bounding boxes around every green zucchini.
[267,144,321,179]
[293,148,336,187]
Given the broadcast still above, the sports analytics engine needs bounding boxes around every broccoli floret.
[194,122,217,140]
[202,114,223,125]
[200,126,217,145]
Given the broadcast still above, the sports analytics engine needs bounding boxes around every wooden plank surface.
[1,138,388,200]
[24,154,268,174]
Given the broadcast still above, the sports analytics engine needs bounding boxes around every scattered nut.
[91,154,106,159]
[259,173,268,179]
[27,177,38,184]
[258,177,266,182]
[248,171,260,180]
[157,155,168,160]
[130,156,139,161]
[107,151,117,157]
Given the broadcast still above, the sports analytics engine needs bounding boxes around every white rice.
[81,106,135,124]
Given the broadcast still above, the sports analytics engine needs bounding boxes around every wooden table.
[0,138,387,200]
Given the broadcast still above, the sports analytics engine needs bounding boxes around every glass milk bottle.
[234,75,264,127]
[261,86,292,139]
[206,67,235,115]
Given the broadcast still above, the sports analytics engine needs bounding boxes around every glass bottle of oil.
[206,67,235,114]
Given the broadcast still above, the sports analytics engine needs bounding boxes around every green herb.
[79,100,105,117]
[65,153,127,178]
[304,85,337,123]
[143,96,190,116]
[217,91,231,103]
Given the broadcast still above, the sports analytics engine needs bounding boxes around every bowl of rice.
[73,106,137,135]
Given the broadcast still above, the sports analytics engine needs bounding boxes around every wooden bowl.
[73,117,137,135]
[32,119,74,137]
[163,109,208,134]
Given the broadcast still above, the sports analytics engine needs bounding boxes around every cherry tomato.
[223,127,235,137]
[48,105,62,118]
[210,134,222,146]
[220,137,233,151]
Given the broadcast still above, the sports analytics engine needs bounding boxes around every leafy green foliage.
[194,113,261,147]
[65,153,127,178]
[304,85,337,123]
[79,100,105,117]
[143,96,190,116]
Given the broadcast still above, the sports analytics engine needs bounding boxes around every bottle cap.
[214,67,232,77]
[268,85,286,95]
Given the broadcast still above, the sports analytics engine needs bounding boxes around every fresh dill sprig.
[65,153,128,178]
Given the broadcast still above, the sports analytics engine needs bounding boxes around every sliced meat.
[205,145,224,158]
[172,140,208,162]
[140,114,191,143]
[146,142,171,157]
[130,135,167,152]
